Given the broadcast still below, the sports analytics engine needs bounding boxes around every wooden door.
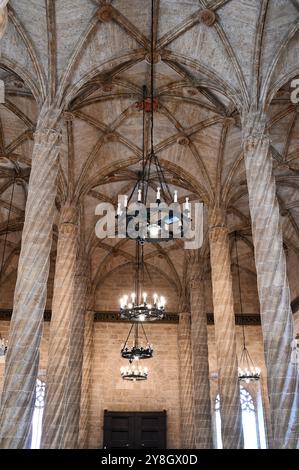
[103,410,167,449]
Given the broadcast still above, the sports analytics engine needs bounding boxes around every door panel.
[103,411,167,449]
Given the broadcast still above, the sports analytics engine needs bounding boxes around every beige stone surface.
[243,113,299,449]
[0,0,298,449]
[209,208,244,449]
[190,261,213,449]
[41,204,79,449]
[88,321,181,449]
[78,310,94,449]
[178,311,195,448]
[0,110,61,449]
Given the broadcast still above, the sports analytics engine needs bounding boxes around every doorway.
[103,410,167,449]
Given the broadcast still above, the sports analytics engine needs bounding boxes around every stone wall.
[88,321,182,449]
[0,317,279,448]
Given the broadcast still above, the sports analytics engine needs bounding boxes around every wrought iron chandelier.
[0,174,15,362]
[291,334,299,367]
[234,232,261,383]
[238,347,261,382]
[120,323,151,381]
[119,242,165,321]
[116,0,191,244]
[120,361,149,381]
[121,323,153,362]
[120,292,165,322]
[0,335,8,360]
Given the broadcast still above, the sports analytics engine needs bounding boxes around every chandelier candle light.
[0,335,8,360]
[120,362,149,381]
[291,334,299,367]
[120,291,165,322]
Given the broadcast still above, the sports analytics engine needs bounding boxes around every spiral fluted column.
[78,309,94,449]
[63,259,89,448]
[243,111,299,449]
[209,207,243,449]
[190,260,213,448]
[178,311,195,448]
[0,107,61,449]
[0,1,8,40]
[41,204,79,449]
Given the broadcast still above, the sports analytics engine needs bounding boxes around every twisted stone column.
[78,309,94,449]
[41,204,79,449]
[209,207,243,449]
[178,311,195,448]
[243,111,299,449]
[0,1,8,103]
[0,108,61,449]
[63,259,89,448]
[0,1,8,39]
[190,260,213,448]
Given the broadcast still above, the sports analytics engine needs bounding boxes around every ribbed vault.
[0,0,299,312]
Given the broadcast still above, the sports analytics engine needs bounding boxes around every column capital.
[179,290,190,312]
[208,206,227,230]
[34,106,62,145]
[59,203,79,236]
[190,259,202,288]
[34,128,61,147]
[242,109,270,151]
[60,203,79,224]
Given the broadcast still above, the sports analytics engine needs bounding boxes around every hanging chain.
[123,323,134,350]
[134,323,139,347]
[150,0,154,157]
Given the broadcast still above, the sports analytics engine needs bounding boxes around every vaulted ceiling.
[0,0,299,311]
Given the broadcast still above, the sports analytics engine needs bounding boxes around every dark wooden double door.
[103,411,167,449]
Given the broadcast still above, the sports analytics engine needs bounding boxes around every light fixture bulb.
[184,197,190,211]
[156,187,161,201]
[148,223,160,238]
